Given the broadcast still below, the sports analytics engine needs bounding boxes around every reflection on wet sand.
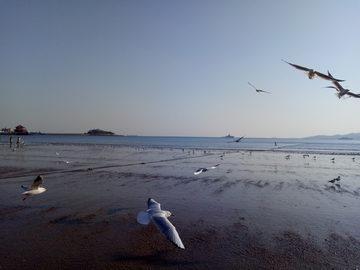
[0,145,360,268]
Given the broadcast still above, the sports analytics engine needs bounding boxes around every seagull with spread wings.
[228,135,245,143]
[21,175,47,201]
[137,198,185,249]
[325,71,360,99]
[282,59,344,82]
[247,82,271,94]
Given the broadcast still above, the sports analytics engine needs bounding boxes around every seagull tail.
[137,211,151,225]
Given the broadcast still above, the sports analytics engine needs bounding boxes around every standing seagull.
[137,198,185,249]
[21,175,46,201]
[281,59,344,82]
[247,82,271,94]
[325,71,360,99]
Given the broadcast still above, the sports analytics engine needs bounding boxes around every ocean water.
[1,135,360,154]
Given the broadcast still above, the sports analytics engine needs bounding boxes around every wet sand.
[1,145,360,269]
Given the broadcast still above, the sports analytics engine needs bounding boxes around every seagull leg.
[23,195,28,201]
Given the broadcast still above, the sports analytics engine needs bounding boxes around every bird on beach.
[247,82,271,94]
[325,71,360,99]
[21,175,46,201]
[329,176,340,184]
[194,164,220,175]
[281,59,345,82]
[137,198,185,249]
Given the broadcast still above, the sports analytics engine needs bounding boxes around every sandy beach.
[1,144,360,269]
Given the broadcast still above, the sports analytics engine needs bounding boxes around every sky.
[1,0,360,138]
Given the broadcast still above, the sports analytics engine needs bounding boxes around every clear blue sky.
[1,0,360,138]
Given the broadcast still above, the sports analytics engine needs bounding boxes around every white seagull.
[325,71,360,99]
[282,59,344,82]
[247,82,271,94]
[21,175,47,201]
[194,164,220,175]
[137,198,185,249]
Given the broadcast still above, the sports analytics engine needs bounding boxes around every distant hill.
[302,133,360,140]
[87,129,115,136]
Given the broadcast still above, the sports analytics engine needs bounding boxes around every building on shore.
[14,125,29,135]
[1,127,14,134]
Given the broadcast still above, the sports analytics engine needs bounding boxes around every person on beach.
[9,137,13,147]
[17,137,21,147]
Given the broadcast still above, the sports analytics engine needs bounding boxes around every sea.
[1,135,360,154]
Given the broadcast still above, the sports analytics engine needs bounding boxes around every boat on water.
[29,131,44,135]
[338,137,353,140]
[222,134,234,138]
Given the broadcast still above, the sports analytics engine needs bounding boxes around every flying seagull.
[235,136,245,142]
[137,198,185,249]
[325,71,360,99]
[247,82,271,94]
[228,135,245,143]
[21,175,46,201]
[281,59,344,82]
[194,164,220,175]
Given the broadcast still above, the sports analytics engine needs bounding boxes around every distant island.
[87,129,116,136]
[302,133,360,140]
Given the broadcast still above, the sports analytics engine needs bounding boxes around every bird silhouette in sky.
[247,82,271,94]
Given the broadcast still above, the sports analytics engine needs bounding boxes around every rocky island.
[87,129,115,136]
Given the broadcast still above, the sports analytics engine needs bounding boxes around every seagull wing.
[235,135,245,142]
[147,198,161,211]
[29,176,44,190]
[257,90,271,94]
[209,164,220,169]
[346,91,360,98]
[325,86,340,93]
[194,168,205,175]
[151,213,185,249]
[282,59,310,72]
[315,71,344,82]
[247,82,257,90]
